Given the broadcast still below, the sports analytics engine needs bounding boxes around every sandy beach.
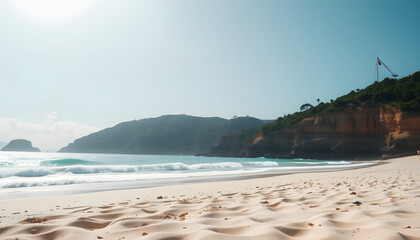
[1,155,419,240]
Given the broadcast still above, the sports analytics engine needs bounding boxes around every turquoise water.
[0,152,374,197]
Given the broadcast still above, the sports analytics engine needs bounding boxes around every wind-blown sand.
[1,156,420,240]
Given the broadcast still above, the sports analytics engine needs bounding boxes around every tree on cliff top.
[208,70,420,157]
[300,103,313,112]
[261,71,420,134]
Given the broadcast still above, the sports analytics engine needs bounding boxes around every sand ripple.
[1,156,420,239]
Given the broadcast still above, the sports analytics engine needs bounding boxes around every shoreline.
[1,156,419,240]
[0,160,377,200]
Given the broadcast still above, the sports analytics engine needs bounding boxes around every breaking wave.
[0,152,374,190]
[0,161,281,178]
[243,161,279,167]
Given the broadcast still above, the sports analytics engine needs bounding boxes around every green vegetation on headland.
[59,115,270,155]
[262,71,420,134]
[208,71,420,160]
[59,71,419,159]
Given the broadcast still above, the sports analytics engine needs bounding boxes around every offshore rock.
[1,139,41,152]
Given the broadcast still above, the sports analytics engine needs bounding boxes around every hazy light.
[0,113,99,152]
[12,0,96,20]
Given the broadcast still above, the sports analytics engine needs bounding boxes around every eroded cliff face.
[381,110,420,159]
[209,107,420,160]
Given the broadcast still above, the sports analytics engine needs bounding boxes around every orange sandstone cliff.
[208,107,420,160]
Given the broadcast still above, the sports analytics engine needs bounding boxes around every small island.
[1,139,41,152]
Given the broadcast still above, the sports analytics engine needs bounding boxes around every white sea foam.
[0,152,376,190]
[243,161,279,167]
[0,168,54,178]
[0,162,375,189]
[296,162,322,165]
[0,162,250,178]
[138,162,243,171]
[0,160,357,179]
[293,161,351,165]
[0,169,255,188]
[327,161,351,165]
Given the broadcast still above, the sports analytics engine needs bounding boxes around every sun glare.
[12,0,96,20]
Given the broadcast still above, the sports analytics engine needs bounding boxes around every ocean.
[0,151,375,199]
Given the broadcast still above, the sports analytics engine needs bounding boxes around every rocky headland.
[208,72,420,160]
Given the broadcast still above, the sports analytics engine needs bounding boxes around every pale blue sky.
[0,0,419,150]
